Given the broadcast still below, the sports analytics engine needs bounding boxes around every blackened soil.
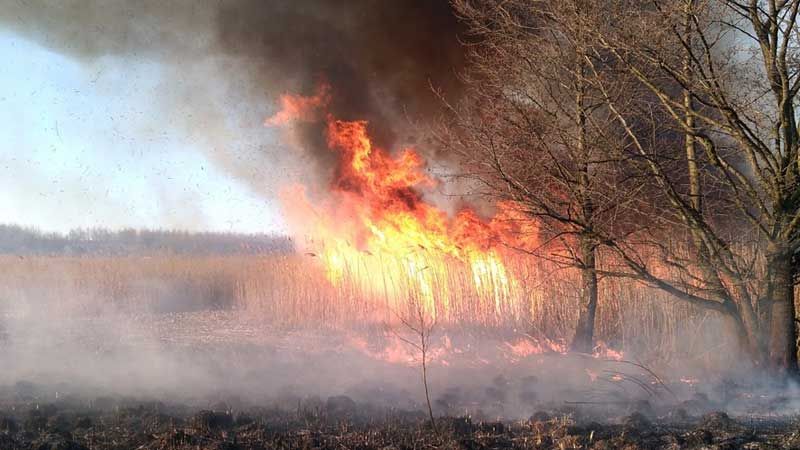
[0,391,798,450]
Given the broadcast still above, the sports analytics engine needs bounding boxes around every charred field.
[1,394,800,450]
[1,352,800,450]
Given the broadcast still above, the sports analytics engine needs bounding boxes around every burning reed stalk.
[0,250,752,374]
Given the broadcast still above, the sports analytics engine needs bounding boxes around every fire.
[269,85,527,323]
[503,337,568,361]
[593,341,625,361]
[265,83,330,127]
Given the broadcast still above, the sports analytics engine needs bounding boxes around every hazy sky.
[0,29,289,234]
[0,0,467,236]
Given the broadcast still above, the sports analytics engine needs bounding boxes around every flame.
[503,338,568,362]
[265,83,330,126]
[346,333,454,366]
[592,341,625,361]
[269,86,528,323]
[345,333,621,368]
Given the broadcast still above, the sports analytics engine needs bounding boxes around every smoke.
[0,0,465,194]
[0,291,678,420]
[3,292,791,420]
[217,0,464,163]
[0,253,794,420]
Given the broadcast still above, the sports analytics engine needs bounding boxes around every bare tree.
[446,0,800,376]
[441,0,638,353]
[576,0,800,375]
[392,292,438,433]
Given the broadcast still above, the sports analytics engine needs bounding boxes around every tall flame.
[269,85,533,323]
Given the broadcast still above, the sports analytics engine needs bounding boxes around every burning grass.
[1,252,738,375]
[1,254,798,448]
[271,85,543,326]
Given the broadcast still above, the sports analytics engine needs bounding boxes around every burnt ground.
[0,387,799,450]
[3,311,800,448]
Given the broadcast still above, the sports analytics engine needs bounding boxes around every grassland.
[0,252,738,373]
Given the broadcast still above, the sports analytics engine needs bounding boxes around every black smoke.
[218,0,464,135]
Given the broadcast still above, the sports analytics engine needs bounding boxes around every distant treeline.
[0,224,294,256]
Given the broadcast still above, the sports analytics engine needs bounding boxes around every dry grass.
[0,253,735,371]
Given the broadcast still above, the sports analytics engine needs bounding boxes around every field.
[1,391,800,449]
[0,253,735,369]
[0,253,795,449]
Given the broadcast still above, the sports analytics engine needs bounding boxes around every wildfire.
[268,85,528,323]
[504,337,568,362]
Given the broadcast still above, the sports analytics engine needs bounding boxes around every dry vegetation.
[0,253,740,373]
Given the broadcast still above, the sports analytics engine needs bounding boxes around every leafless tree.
[392,292,438,433]
[441,0,640,353]
[446,0,800,376]
[577,0,800,376]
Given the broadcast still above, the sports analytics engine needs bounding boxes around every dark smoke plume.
[0,0,465,187]
[215,0,466,178]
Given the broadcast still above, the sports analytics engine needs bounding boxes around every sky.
[0,30,289,234]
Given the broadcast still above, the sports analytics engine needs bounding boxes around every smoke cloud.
[0,0,465,194]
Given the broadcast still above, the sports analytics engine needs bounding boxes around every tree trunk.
[570,54,598,354]
[571,233,598,353]
[724,299,765,367]
[766,244,799,377]
[682,0,701,213]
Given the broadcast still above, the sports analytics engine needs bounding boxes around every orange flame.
[269,86,534,323]
[265,83,330,126]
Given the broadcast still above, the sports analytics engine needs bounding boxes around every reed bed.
[0,252,735,370]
